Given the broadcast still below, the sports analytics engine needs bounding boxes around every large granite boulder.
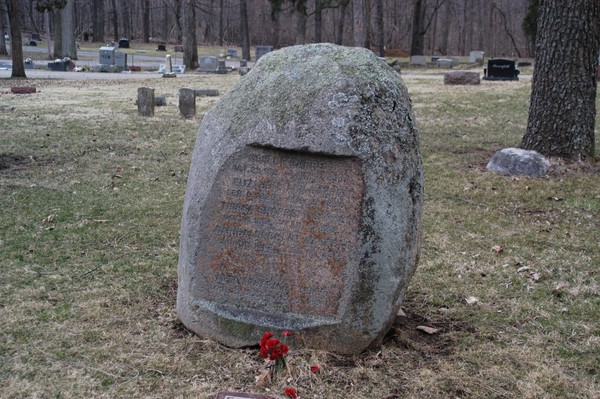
[177,43,423,354]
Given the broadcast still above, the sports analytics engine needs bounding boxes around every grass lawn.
[0,69,598,399]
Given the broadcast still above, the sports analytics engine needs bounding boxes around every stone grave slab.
[177,43,423,355]
[444,70,480,85]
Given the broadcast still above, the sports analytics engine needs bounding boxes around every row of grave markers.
[137,87,220,118]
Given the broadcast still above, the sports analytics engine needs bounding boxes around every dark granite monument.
[483,58,520,81]
[177,43,423,354]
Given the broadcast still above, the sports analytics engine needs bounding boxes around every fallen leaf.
[465,296,479,305]
[396,308,406,318]
[517,266,530,273]
[416,325,440,335]
[255,369,272,388]
[531,272,542,282]
[491,245,503,254]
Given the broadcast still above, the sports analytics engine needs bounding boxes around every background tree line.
[1,0,534,59]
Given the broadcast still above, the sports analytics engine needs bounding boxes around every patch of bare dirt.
[0,154,28,171]
[547,157,600,177]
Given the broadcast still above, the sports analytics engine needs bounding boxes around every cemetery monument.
[177,43,423,354]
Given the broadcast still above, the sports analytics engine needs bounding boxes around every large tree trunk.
[240,0,250,60]
[439,0,451,55]
[0,5,9,56]
[520,0,599,160]
[182,0,198,70]
[61,0,77,59]
[352,0,367,47]
[8,0,26,78]
[410,0,426,55]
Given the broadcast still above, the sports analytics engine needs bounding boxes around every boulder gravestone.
[487,148,550,177]
[177,43,423,354]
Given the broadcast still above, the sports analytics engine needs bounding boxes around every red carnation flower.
[284,387,297,398]
[282,330,292,337]
[310,364,320,373]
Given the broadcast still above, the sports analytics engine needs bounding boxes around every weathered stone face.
[177,43,423,354]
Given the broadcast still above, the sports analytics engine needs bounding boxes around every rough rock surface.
[487,147,550,177]
[177,43,423,354]
[444,70,481,85]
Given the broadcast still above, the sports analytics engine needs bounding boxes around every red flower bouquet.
[256,331,292,386]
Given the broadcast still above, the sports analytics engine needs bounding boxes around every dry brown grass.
[0,69,598,399]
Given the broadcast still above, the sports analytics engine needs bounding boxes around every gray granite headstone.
[137,87,154,117]
[198,56,219,72]
[255,45,273,60]
[487,147,550,177]
[179,88,196,119]
[469,51,484,63]
[410,55,427,65]
[177,43,423,355]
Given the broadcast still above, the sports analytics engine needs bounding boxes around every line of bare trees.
[1,0,533,59]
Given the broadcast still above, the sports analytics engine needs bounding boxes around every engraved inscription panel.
[196,147,364,318]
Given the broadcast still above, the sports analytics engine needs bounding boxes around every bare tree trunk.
[240,0,250,60]
[410,0,426,55]
[53,9,62,58]
[352,0,367,47]
[336,2,347,45]
[45,11,51,58]
[111,0,119,41]
[376,0,384,56]
[121,2,131,39]
[182,0,198,70]
[439,0,451,55]
[0,5,8,56]
[162,1,169,42]
[61,0,77,59]
[521,0,599,160]
[314,0,323,43]
[296,12,307,44]
[92,0,105,43]
[174,0,182,42]
[272,11,281,48]
[219,0,224,46]
[8,0,26,78]
[142,0,150,43]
